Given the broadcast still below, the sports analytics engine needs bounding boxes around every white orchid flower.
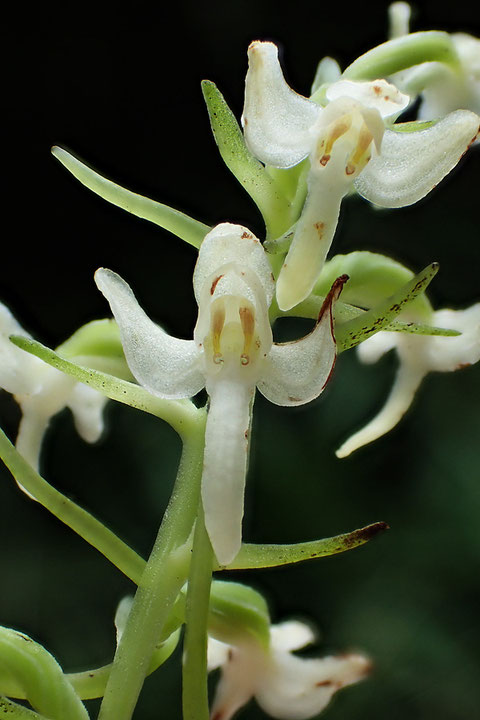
[336,303,480,457]
[95,223,344,565]
[388,3,480,120]
[208,619,370,720]
[242,41,480,311]
[0,303,107,489]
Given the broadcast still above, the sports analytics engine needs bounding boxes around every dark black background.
[2,2,480,719]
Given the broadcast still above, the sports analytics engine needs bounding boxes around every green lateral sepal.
[201,80,292,238]
[52,146,209,249]
[222,521,388,570]
[335,263,443,351]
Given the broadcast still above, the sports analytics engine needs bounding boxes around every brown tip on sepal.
[318,274,349,323]
[343,521,389,549]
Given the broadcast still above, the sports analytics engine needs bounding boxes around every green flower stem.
[52,147,209,249]
[98,417,206,720]
[0,429,144,584]
[182,506,213,720]
[0,698,48,719]
[343,31,461,81]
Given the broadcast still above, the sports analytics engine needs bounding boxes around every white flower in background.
[96,223,344,565]
[0,303,107,494]
[208,619,370,720]
[389,2,480,120]
[336,304,480,457]
[243,41,480,311]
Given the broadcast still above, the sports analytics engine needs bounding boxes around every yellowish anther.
[239,306,255,364]
[318,114,353,166]
[346,125,374,175]
[212,304,226,361]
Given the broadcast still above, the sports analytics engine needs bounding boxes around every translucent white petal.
[326,79,409,118]
[193,223,274,307]
[14,411,49,497]
[68,383,108,443]
[336,362,425,458]
[260,279,343,405]
[256,652,370,720]
[202,379,254,566]
[95,268,204,399]
[270,621,316,653]
[354,110,480,207]
[243,41,319,168]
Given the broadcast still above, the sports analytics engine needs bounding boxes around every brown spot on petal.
[315,679,334,687]
[210,275,224,295]
[457,362,471,370]
[373,85,382,95]
[314,221,325,237]
[288,396,302,403]
[241,231,253,239]
[319,154,330,166]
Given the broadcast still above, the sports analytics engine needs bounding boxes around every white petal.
[275,171,348,311]
[202,379,254,566]
[207,637,231,672]
[193,223,274,307]
[354,110,480,207]
[426,305,480,371]
[256,652,370,720]
[68,383,108,443]
[258,278,343,406]
[243,41,319,168]
[95,268,205,399]
[326,79,409,118]
[210,645,263,720]
[0,303,41,396]
[14,410,49,498]
[336,361,425,458]
[270,621,316,653]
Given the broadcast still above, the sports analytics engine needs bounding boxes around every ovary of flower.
[336,304,480,458]
[95,223,344,566]
[208,620,370,720]
[0,303,107,492]
[242,41,480,312]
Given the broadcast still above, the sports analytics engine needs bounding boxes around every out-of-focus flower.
[336,304,480,457]
[242,41,479,311]
[208,619,370,720]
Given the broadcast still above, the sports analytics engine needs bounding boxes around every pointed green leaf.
[343,31,461,81]
[221,521,388,570]
[52,146,209,249]
[201,80,291,238]
[336,263,443,351]
[9,336,199,434]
